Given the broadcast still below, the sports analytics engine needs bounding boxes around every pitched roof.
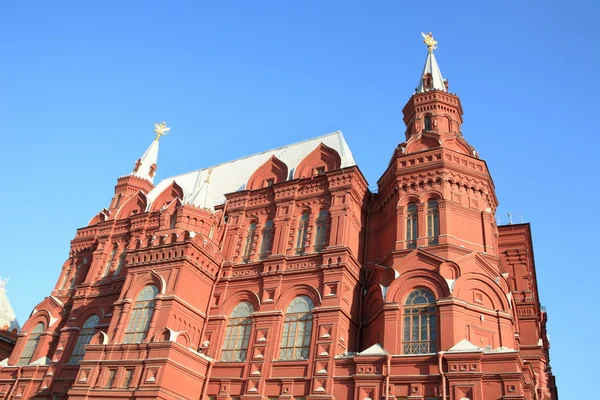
[131,139,159,183]
[146,130,356,210]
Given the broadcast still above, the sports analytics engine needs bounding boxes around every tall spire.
[188,167,215,212]
[416,32,448,93]
[0,277,20,332]
[130,122,170,184]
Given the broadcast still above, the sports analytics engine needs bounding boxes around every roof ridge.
[159,130,343,182]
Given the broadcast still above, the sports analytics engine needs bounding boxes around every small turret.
[108,122,170,213]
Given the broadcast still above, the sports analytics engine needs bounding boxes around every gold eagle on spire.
[421,32,438,52]
[154,121,171,141]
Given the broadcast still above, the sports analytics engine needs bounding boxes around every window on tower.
[279,296,314,360]
[402,288,437,354]
[259,219,274,259]
[124,285,158,344]
[424,114,432,130]
[221,302,254,362]
[314,209,329,252]
[68,314,100,365]
[295,212,310,255]
[242,222,257,263]
[17,322,45,366]
[406,202,418,249]
[427,199,439,245]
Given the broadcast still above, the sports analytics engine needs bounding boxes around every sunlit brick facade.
[0,36,557,400]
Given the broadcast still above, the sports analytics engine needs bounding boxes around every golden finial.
[205,167,213,183]
[421,32,438,53]
[154,121,171,141]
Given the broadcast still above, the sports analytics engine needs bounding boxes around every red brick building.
[0,34,557,400]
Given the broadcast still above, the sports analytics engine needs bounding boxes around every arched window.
[406,202,418,249]
[114,250,126,276]
[259,220,274,259]
[295,212,310,255]
[221,302,254,361]
[124,285,158,344]
[17,322,45,365]
[68,314,100,364]
[424,114,432,130]
[242,222,257,263]
[280,296,314,360]
[314,210,329,252]
[102,245,118,277]
[403,289,437,354]
[427,200,439,245]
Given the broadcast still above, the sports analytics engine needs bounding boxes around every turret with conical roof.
[107,122,169,214]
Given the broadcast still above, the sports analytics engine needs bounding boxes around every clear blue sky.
[1,1,596,396]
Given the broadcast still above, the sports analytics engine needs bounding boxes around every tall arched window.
[280,296,314,360]
[314,210,329,252]
[403,289,437,354]
[427,200,439,245]
[295,212,310,255]
[102,245,118,277]
[424,114,432,130]
[259,220,274,259]
[68,314,100,364]
[221,302,254,361]
[124,285,158,344]
[242,222,257,263]
[114,250,126,276]
[17,322,45,365]
[406,202,418,249]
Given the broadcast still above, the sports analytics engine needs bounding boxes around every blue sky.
[1,0,596,396]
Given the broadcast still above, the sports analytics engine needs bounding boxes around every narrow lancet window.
[295,212,310,255]
[242,222,257,263]
[221,302,254,361]
[314,210,329,252]
[259,220,274,259]
[424,114,432,130]
[124,285,158,344]
[403,289,437,354]
[427,199,439,245]
[406,202,418,249]
[279,296,314,360]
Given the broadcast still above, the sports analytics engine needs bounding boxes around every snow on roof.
[146,130,356,210]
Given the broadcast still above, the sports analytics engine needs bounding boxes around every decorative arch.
[387,270,450,305]
[89,331,109,345]
[275,284,321,311]
[363,284,385,321]
[453,274,510,311]
[115,191,147,220]
[420,191,443,203]
[149,181,184,212]
[246,155,289,191]
[124,271,166,301]
[293,143,341,179]
[220,290,261,316]
[404,132,442,153]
